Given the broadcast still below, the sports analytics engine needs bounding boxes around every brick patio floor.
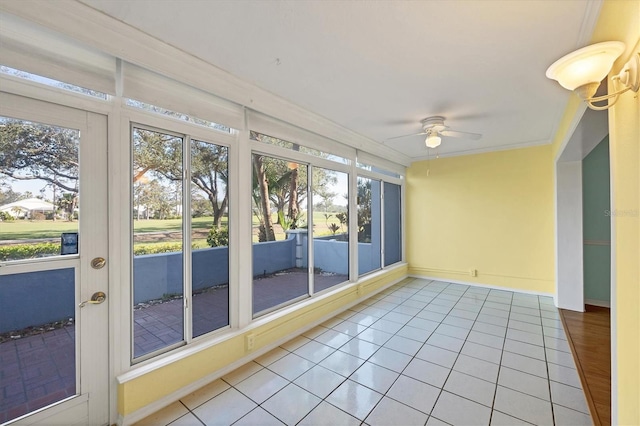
[0,327,76,424]
[1,272,347,423]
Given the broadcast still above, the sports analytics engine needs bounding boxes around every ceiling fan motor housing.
[421,116,447,133]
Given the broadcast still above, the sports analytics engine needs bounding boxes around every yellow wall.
[592,1,639,423]
[406,145,554,293]
[118,265,407,418]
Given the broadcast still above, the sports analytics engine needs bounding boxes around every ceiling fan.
[388,116,482,148]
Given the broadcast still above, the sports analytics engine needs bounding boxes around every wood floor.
[560,305,611,426]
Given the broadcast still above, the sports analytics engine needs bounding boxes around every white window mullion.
[237,110,253,327]
[401,181,406,263]
[380,185,385,269]
[183,135,192,343]
[308,165,314,296]
[349,167,358,282]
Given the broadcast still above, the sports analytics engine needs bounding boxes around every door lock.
[79,291,106,308]
[91,257,106,269]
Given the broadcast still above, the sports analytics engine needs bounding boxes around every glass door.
[0,93,109,425]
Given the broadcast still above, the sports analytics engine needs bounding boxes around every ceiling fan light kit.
[425,133,442,148]
[546,41,640,111]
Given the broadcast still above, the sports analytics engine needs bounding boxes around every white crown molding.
[577,0,603,47]
[0,0,412,166]
[410,138,552,163]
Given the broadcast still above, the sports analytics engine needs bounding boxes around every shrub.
[0,242,59,261]
[207,226,229,247]
[133,243,183,255]
[133,242,207,256]
[0,212,14,221]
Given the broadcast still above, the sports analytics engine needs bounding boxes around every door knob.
[79,291,106,308]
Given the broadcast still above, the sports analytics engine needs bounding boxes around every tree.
[252,154,276,242]
[133,128,229,227]
[0,120,79,197]
[191,193,212,218]
[0,178,23,205]
[249,132,339,240]
[57,192,77,221]
[191,141,228,228]
[357,178,373,242]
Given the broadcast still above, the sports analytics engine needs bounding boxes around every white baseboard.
[407,274,555,298]
[585,298,610,308]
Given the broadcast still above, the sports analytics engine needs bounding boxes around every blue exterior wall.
[1,234,385,332]
[0,268,75,332]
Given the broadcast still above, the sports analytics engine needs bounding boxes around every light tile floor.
[135,278,592,426]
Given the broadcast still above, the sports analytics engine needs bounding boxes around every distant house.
[0,198,54,219]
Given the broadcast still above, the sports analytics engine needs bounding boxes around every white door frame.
[0,93,109,425]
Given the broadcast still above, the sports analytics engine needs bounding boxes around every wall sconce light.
[425,133,441,148]
[546,41,639,110]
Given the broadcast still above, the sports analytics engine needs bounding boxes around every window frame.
[127,110,237,363]
[249,135,355,317]
[356,167,404,276]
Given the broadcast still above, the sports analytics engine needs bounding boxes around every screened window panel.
[252,154,309,315]
[384,182,402,266]
[191,140,230,337]
[132,127,184,359]
[312,168,349,291]
[358,177,382,275]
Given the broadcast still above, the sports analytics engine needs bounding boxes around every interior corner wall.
[582,136,611,304]
[590,1,640,424]
[556,161,584,311]
[405,144,554,294]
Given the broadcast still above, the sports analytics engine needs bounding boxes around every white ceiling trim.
[0,0,411,166]
[411,138,553,162]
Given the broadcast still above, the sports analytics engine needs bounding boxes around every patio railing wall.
[0,235,379,333]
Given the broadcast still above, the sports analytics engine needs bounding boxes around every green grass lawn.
[1,211,345,242]
[0,216,221,240]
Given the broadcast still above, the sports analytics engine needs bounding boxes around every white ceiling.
[82,0,601,161]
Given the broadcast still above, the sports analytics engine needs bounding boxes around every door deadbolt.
[79,291,106,308]
[91,257,106,269]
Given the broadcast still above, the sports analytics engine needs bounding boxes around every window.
[251,131,350,165]
[132,127,184,359]
[190,140,229,337]
[1,66,108,99]
[126,99,230,133]
[357,177,382,275]
[312,168,349,291]
[384,182,402,266]
[0,117,80,260]
[357,161,401,178]
[131,126,231,360]
[252,153,309,315]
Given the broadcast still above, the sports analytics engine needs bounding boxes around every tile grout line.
[172,280,567,426]
[418,283,490,424]
[487,291,512,426]
[236,277,428,425]
[540,295,557,426]
[311,277,441,424]
[179,400,206,426]
[352,278,438,424]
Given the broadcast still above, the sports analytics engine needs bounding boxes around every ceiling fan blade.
[440,129,482,140]
[386,131,427,141]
